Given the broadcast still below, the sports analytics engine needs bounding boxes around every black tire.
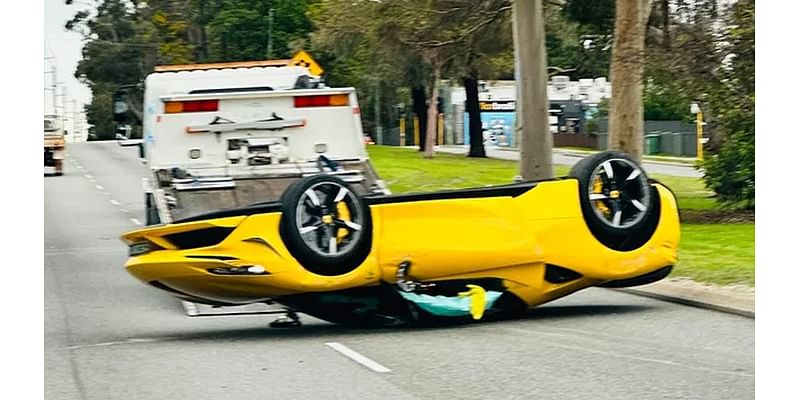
[278,175,372,276]
[570,151,660,251]
[145,193,161,226]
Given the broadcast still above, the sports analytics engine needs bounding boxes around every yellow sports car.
[121,151,680,327]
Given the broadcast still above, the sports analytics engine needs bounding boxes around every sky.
[44,0,93,116]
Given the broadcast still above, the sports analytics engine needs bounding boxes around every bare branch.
[412,5,512,48]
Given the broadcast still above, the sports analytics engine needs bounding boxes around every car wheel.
[570,151,660,251]
[279,175,372,276]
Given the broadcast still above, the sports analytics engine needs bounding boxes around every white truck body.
[139,62,388,224]
[135,59,389,317]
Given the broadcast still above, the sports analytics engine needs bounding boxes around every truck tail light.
[164,100,219,114]
[294,94,349,108]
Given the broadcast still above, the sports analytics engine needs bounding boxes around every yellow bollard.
[437,113,444,145]
[399,117,406,146]
[696,110,704,161]
[413,116,420,147]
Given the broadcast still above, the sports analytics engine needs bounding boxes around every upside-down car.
[121,151,680,327]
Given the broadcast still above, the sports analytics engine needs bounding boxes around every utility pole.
[62,86,69,136]
[267,8,274,58]
[513,0,552,180]
[374,81,382,145]
[52,66,58,117]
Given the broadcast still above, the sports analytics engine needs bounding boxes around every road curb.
[613,279,755,318]
[554,150,698,167]
[434,146,699,168]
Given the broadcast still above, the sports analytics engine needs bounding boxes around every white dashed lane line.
[77,164,132,219]
[325,342,391,373]
[130,218,142,226]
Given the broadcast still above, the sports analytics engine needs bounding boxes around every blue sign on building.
[464,100,516,147]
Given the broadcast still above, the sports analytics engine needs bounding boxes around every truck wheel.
[570,151,660,251]
[279,175,372,276]
[145,193,161,226]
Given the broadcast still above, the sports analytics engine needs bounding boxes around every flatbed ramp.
[181,301,289,317]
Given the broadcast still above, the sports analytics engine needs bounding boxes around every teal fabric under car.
[397,290,503,317]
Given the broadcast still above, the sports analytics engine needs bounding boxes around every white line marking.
[325,342,391,373]
[95,185,104,190]
[69,337,165,350]
[110,199,120,206]
[84,174,92,179]
[502,327,753,378]
[120,208,129,213]
[76,165,84,169]
[130,218,142,226]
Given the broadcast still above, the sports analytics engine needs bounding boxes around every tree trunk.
[661,0,671,50]
[608,0,653,163]
[464,71,486,158]
[423,67,440,159]
[411,85,428,151]
[513,0,552,180]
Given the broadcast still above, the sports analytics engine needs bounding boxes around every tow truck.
[44,115,65,176]
[116,52,389,325]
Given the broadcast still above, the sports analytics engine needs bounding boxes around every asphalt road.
[45,142,753,400]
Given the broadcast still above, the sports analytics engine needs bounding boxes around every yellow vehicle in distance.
[121,151,681,328]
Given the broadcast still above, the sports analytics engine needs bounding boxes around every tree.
[206,0,314,61]
[454,12,515,158]
[310,0,513,158]
[67,0,155,139]
[700,0,754,208]
[607,0,653,162]
[514,0,552,180]
[555,0,615,79]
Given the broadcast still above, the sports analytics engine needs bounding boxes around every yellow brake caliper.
[592,176,610,216]
[335,201,351,243]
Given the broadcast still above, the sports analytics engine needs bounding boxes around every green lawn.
[368,146,715,209]
[366,145,754,287]
[675,224,755,286]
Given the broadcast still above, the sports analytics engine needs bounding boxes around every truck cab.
[44,115,65,176]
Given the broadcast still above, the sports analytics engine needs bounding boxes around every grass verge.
[675,224,755,286]
[366,145,755,287]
